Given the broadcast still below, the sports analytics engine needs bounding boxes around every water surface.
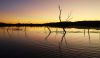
[0,27,100,58]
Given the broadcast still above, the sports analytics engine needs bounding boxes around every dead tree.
[66,11,73,22]
[58,5,62,22]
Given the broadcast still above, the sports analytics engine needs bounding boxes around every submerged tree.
[58,0,72,22]
[66,11,73,22]
[58,5,62,22]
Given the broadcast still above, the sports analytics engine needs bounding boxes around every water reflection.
[44,27,68,58]
[58,31,68,58]
[7,28,12,38]
[45,31,51,40]
[88,29,90,40]
[0,27,100,58]
[84,29,85,37]
[99,31,100,40]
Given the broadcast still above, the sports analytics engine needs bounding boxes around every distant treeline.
[0,21,100,28]
[44,21,100,28]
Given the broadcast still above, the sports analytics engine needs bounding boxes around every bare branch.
[66,11,73,21]
[67,17,73,21]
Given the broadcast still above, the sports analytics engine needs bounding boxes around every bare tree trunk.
[58,5,62,22]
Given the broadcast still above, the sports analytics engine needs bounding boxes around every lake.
[0,27,100,58]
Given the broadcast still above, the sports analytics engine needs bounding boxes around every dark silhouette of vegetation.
[0,21,100,29]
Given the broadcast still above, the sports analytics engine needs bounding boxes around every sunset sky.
[0,0,100,23]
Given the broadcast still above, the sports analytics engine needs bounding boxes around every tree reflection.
[84,29,86,37]
[7,27,12,38]
[44,27,68,58]
[45,31,51,40]
[88,29,90,40]
[58,28,69,58]
[24,26,29,39]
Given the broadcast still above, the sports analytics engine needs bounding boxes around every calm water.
[0,27,100,58]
